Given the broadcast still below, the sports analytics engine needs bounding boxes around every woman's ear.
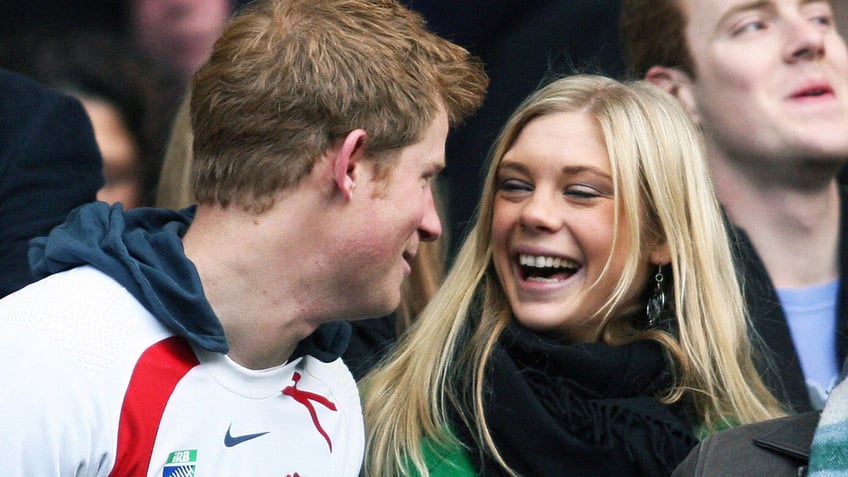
[649,241,671,266]
[332,129,367,200]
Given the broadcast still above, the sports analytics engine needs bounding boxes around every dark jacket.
[730,187,848,412]
[672,411,820,477]
[0,68,103,298]
[344,314,397,380]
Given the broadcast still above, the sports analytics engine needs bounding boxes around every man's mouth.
[517,253,580,283]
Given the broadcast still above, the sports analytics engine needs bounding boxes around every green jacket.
[408,438,475,476]
[408,423,718,476]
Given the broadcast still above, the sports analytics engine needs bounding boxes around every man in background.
[622,0,848,412]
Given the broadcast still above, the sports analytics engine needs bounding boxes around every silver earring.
[645,265,666,328]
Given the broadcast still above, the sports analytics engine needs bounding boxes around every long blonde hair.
[362,75,784,477]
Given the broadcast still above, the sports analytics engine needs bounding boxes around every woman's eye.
[564,185,602,199]
[498,178,532,192]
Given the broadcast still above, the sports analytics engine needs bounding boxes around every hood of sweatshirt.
[28,202,349,362]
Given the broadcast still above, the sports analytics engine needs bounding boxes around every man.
[621,0,848,412]
[0,68,102,298]
[0,0,487,475]
[128,0,233,81]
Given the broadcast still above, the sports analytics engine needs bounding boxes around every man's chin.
[353,294,402,321]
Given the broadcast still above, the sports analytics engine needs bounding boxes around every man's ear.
[645,65,701,125]
[332,129,367,200]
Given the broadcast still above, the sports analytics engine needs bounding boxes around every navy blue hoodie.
[28,201,350,362]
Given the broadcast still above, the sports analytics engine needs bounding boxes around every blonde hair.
[156,92,193,210]
[362,74,784,477]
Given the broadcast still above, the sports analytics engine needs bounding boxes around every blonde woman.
[362,75,784,477]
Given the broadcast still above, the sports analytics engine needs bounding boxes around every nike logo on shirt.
[224,424,269,447]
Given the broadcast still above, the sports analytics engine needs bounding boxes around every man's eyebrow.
[716,0,772,29]
[801,0,834,8]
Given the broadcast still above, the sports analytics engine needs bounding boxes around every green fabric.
[406,437,476,476]
[694,417,737,440]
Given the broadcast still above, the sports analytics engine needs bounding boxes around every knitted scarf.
[808,370,848,476]
[454,320,698,476]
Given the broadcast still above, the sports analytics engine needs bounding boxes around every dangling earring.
[645,265,666,328]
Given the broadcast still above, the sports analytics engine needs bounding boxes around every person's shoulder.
[673,412,819,477]
[0,265,180,432]
[0,67,52,99]
[0,67,99,168]
[0,266,174,367]
[0,67,82,129]
[2,265,144,315]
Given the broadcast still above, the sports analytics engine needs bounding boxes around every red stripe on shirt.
[109,336,199,477]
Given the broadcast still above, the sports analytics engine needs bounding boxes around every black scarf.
[454,321,698,476]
